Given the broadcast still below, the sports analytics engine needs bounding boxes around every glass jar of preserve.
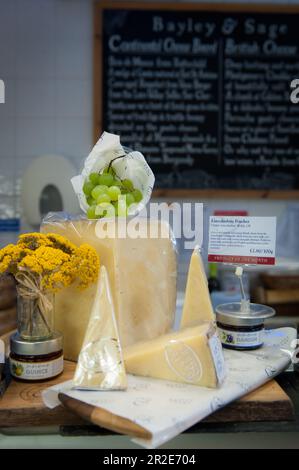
[216,302,275,350]
[9,332,63,382]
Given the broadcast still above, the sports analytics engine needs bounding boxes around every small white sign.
[208,216,276,265]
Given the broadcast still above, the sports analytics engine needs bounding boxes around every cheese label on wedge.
[208,334,226,385]
[165,341,203,383]
[180,246,215,328]
[73,265,127,390]
[124,323,226,388]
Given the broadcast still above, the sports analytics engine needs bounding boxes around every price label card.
[208,216,276,265]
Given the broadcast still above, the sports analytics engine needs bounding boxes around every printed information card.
[208,216,276,265]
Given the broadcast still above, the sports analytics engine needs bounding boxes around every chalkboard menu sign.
[94,3,299,195]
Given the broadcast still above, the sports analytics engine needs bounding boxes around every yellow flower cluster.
[0,244,30,275]
[0,232,99,293]
[75,244,101,289]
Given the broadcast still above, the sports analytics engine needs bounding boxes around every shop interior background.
[0,0,298,294]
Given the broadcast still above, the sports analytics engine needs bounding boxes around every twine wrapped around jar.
[15,272,54,340]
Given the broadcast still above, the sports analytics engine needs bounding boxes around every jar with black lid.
[9,332,63,382]
[216,302,275,350]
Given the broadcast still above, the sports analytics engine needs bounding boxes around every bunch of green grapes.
[82,161,143,219]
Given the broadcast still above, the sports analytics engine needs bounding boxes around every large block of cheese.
[124,323,226,388]
[180,247,215,328]
[41,215,177,361]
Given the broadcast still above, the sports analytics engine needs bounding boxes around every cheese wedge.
[180,247,215,328]
[41,217,177,361]
[73,265,127,390]
[124,323,226,388]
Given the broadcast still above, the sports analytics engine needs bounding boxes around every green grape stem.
[98,154,139,194]
[107,154,127,176]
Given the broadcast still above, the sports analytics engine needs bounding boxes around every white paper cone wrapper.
[71,132,155,216]
[42,327,296,448]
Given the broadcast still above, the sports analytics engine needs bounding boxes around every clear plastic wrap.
[73,266,127,390]
[40,212,177,361]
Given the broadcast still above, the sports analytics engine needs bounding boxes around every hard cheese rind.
[180,247,215,328]
[40,215,177,361]
[124,323,226,388]
[73,265,127,390]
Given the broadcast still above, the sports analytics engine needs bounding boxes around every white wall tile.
[55,36,92,79]
[16,36,56,79]
[0,155,16,179]
[0,0,16,38]
[15,154,36,177]
[54,0,93,39]
[16,116,56,158]
[0,117,15,158]
[16,0,55,41]
[16,78,55,117]
[55,116,92,161]
[0,37,16,78]
[55,78,91,118]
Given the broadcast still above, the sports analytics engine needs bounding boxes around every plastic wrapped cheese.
[40,213,177,361]
[124,322,226,388]
[73,266,127,390]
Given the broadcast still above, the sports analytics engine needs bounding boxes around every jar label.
[10,356,63,380]
[218,327,264,348]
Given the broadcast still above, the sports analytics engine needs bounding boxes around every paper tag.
[208,216,276,265]
[208,334,226,386]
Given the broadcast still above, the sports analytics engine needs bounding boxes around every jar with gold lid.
[9,332,63,382]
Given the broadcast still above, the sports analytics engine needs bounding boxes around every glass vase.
[17,291,54,341]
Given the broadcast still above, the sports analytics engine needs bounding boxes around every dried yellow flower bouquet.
[0,233,99,340]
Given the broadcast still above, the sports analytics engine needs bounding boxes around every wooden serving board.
[0,328,295,436]
[0,360,294,430]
